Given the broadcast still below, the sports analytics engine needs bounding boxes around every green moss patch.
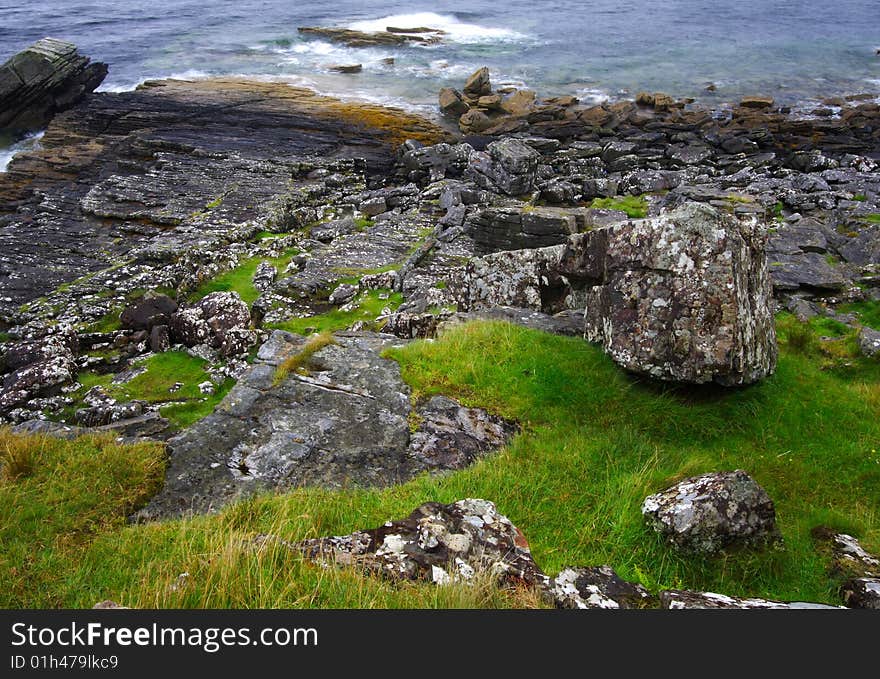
[589,195,648,218]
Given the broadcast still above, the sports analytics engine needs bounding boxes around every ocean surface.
[2,1,879,167]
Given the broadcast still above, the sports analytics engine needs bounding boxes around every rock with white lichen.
[642,470,781,554]
[546,566,653,609]
[660,590,841,609]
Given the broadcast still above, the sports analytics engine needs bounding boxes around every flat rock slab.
[137,331,515,519]
[660,590,841,609]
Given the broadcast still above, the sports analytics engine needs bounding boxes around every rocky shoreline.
[1,40,879,609]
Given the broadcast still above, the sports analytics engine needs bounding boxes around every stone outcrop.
[136,332,516,519]
[547,566,653,609]
[298,27,442,48]
[0,326,78,415]
[120,294,178,332]
[642,470,780,554]
[0,38,107,134]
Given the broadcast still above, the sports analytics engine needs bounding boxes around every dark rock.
[293,498,545,586]
[120,294,178,331]
[841,578,880,609]
[839,227,880,266]
[408,395,517,470]
[467,138,541,196]
[150,325,170,353]
[137,332,515,519]
[401,143,473,183]
[327,64,362,74]
[298,27,440,48]
[546,566,653,609]
[359,196,387,217]
[169,291,255,357]
[0,354,77,414]
[328,283,358,305]
[660,590,839,609]
[642,470,780,554]
[740,95,775,109]
[1,328,77,373]
[0,38,107,134]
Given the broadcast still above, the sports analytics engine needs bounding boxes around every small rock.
[740,95,775,109]
[359,196,387,217]
[458,109,492,134]
[547,566,653,609]
[119,294,178,331]
[841,578,880,609]
[463,66,491,98]
[439,87,469,117]
[642,470,780,554]
[327,64,362,73]
[858,327,880,358]
[329,283,358,305]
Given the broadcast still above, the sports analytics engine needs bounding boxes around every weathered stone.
[467,139,541,196]
[660,590,839,609]
[463,67,492,98]
[546,566,653,609]
[137,332,515,519]
[841,578,880,609]
[458,109,492,134]
[328,283,358,305]
[439,87,469,117]
[0,38,107,133]
[401,142,474,183]
[359,196,387,217]
[859,327,880,357]
[582,203,777,385]
[298,27,440,48]
[150,325,170,353]
[1,329,76,373]
[740,95,775,109]
[408,395,517,470]
[642,470,780,554]
[120,294,178,331]
[812,528,880,577]
[500,89,537,116]
[293,498,544,586]
[252,262,277,293]
[169,291,255,357]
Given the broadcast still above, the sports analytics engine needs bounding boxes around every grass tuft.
[589,195,648,218]
[273,333,336,386]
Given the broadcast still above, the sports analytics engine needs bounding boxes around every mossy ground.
[64,351,234,430]
[589,195,648,218]
[2,316,878,608]
[267,288,403,335]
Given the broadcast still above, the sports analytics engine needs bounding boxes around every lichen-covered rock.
[0,355,77,414]
[841,578,880,609]
[642,470,780,554]
[400,143,473,183]
[74,386,147,427]
[294,498,545,586]
[547,566,653,609]
[328,283,358,305]
[169,291,255,357]
[467,139,541,196]
[660,590,840,609]
[408,395,517,470]
[581,202,777,385]
[859,327,880,358]
[252,262,277,293]
[150,325,170,353]
[1,328,77,373]
[0,38,107,133]
[136,332,516,519]
[811,528,880,577]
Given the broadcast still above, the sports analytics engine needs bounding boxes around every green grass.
[2,317,879,608]
[273,333,336,386]
[190,251,299,306]
[268,289,403,335]
[589,195,648,219]
[67,352,234,429]
[838,300,880,330]
[852,194,867,202]
[861,214,880,224]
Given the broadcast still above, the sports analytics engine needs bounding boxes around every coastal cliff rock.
[0,38,107,134]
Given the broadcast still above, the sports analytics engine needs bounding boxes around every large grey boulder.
[580,202,777,385]
[467,139,541,196]
[642,470,780,554]
[0,38,107,133]
[454,203,778,386]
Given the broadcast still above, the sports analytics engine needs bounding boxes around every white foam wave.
[347,12,525,44]
[575,88,610,106]
[0,131,45,173]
